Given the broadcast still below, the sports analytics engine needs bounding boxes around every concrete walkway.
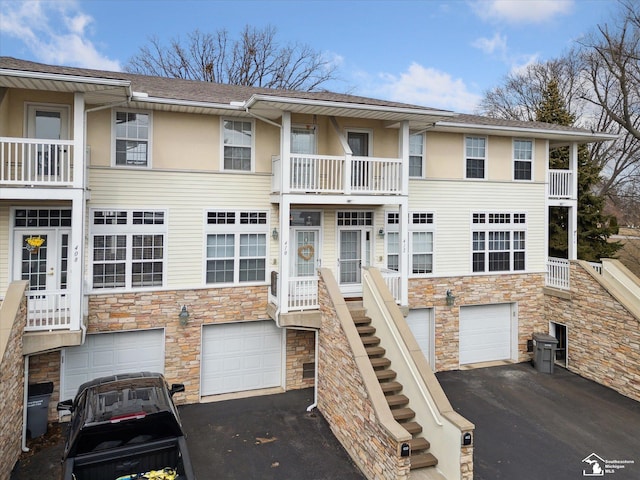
[436,363,640,479]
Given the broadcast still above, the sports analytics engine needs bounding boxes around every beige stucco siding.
[0,204,9,295]
[88,168,273,288]
[409,179,547,277]
[2,89,74,138]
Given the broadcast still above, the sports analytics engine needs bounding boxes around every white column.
[73,93,85,188]
[279,200,291,314]
[399,121,410,195]
[281,111,291,194]
[399,199,409,306]
[569,142,578,260]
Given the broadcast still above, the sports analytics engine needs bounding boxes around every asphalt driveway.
[436,363,640,480]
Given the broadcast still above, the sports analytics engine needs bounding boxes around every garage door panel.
[62,330,164,401]
[201,321,283,396]
[460,304,512,365]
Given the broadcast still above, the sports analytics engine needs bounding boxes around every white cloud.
[472,32,508,55]
[372,63,482,113]
[471,0,574,24]
[0,0,120,70]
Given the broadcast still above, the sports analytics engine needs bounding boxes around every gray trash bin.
[532,333,559,374]
[27,382,53,438]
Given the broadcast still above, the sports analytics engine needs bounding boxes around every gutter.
[22,355,29,452]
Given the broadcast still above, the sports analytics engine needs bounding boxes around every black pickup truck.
[57,372,196,480]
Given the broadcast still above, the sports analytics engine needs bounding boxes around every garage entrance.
[459,304,514,365]
[406,308,434,369]
[61,329,165,400]
[200,321,283,396]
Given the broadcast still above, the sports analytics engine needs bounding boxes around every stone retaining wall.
[545,262,640,402]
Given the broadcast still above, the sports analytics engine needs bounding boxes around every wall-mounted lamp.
[446,289,456,307]
[179,305,190,326]
[272,228,279,240]
[378,228,385,239]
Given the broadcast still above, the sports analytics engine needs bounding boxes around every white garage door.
[406,308,434,368]
[61,329,164,401]
[201,321,283,396]
[459,304,512,365]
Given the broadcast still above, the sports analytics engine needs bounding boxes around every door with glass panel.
[289,210,321,309]
[27,104,69,178]
[339,228,372,295]
[348,131,370,190]
[291,126,316,190]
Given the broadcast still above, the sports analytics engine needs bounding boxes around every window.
[465,136,486,179]
[223,119,253,171]
[472,212,526,273]
[291,126,316,154]
[206,210,268,284]
[409,132,425,177]
[91,210,166,289]
[410,212,434,275]
[385,212,399,271]
[114,111,150,167]
[514,139,533,180]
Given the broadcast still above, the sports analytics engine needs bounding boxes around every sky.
[0,0,621,113]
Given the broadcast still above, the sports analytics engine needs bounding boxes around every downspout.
[22,355,29,452]
[306,327,319,412]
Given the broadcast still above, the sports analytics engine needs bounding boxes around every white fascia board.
[244,94,457,118]
[132,95,245,112]
[0,68,132,89]
[435,120,619,142]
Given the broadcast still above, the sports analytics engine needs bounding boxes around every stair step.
[380,381,402,394]
[376,369,397,381]
[408,437,430,452]
[357,325,376,335]
[392,407,415,421]
[352,315,371,326]
[370,357,392,369]
[400,421,423,435]
[386,394,409,407]
[361,335,380,346]
[366,346,386,357]
[410,452,438,470]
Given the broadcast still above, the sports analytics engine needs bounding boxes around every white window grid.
[113,110,151,167]
[222,119,254,171]
[471,211,527,273]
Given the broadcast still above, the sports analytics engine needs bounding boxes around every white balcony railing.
[25,290,71,331]
[546,257,570,290]
[380,268,401,303]
[1,137,74,186]
[287,277,319,311]
[548,169,573,199]
[273,154,403,195]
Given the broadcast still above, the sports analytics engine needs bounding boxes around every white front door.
[339,228,372,295]
[290,228,320,307]
[13,228,70,312]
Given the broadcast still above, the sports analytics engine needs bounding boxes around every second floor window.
[409,133,425,177]
[465,136,486,179]
[114,111,150,167]
[223,119,253,171]
[514,139,533,180]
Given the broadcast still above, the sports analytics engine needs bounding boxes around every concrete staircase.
[349,302,438,472]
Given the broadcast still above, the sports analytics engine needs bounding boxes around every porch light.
[446,289,456,307]
[272,228,279,240]
[179,305,190,326]
[378,228,385,238]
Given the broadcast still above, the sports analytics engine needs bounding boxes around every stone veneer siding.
[545,262,640,402]
[285,329,315,390]
[409,273,546,371]
[0,289,26,478]
[317,272,411,480]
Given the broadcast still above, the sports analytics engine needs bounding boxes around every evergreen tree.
[535,80,620,261]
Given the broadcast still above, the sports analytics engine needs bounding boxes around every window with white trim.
[114,111,151,167]
[410,212,434,275]
[513,139,533,180]
[222,119,253,171]
[409,132,425,177]
[205,210,267,284]
[91,210,166,289]
[472,212,526,273]
[385,212,400,271]
[465,136,486,179]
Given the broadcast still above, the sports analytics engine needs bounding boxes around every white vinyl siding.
[87,169,273,289]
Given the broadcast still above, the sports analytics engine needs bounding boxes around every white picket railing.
[380,268,401,303]
[287,277,319,310]
[25,290,71,331]
[548,169,573,199]
[546,257,570,290]
[1,137,74,186]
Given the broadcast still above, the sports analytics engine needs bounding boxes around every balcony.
[24,290,71,331]
[546,257,570,290]
[272,154,403,196]
[1,137,75,187]
[548,169,573,199]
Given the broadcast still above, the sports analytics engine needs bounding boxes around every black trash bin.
[532,333,559,374]
[27,381,54,438]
